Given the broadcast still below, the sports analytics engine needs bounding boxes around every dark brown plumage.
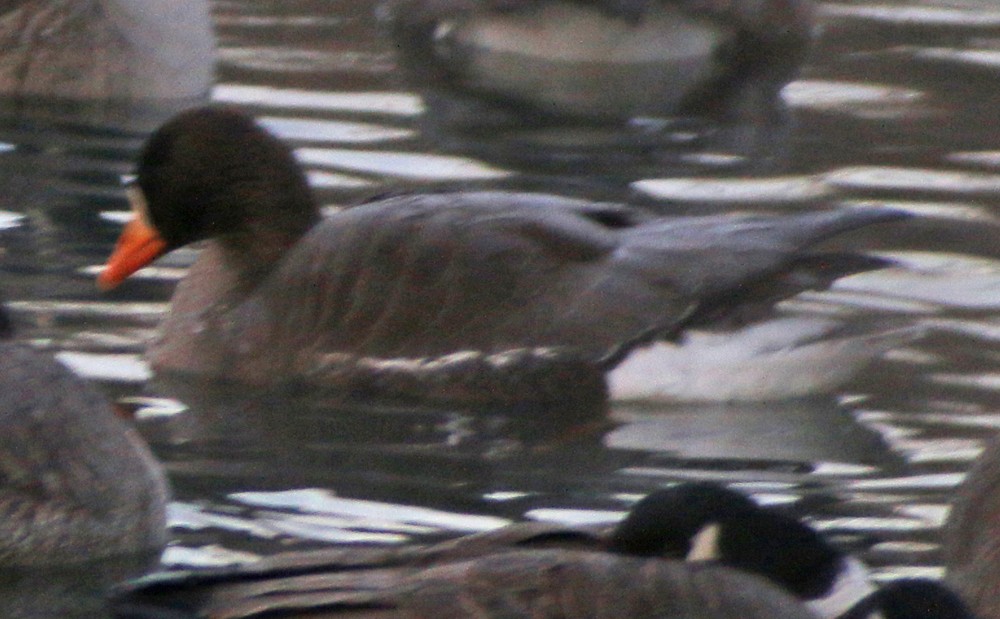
[111,483,973,618]
[111,484,824,619]
[113,550,818,619]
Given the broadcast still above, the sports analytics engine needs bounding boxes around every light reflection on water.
[294,146,513,180]
[212,85,424,115]
[0,0,998,612]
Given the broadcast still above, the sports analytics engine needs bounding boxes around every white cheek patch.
[686,522,722,562]
[127,184,155,230]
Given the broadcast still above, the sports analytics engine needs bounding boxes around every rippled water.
[3,0,1000,614]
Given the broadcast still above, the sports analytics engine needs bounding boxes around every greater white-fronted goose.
[99,106,907,407]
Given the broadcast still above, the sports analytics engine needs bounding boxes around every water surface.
[2,0,1000,614]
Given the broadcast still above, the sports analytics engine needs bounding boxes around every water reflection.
[0,0,997,615]
[0,102,185,310]
[608,398,901,469]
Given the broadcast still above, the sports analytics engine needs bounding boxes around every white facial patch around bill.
[127,184,155,230]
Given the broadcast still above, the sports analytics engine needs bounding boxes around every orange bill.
[98,217,168,290]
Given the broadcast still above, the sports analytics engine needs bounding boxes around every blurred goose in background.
[110,482,971,618]
[109,484,822,619]
[112,554,817,619]
[613,483,974,619]
[0,305,169,566]
[944,436,1000,619]
[0,0,214,103]
[98,106,908,408]
[379,0,815,126]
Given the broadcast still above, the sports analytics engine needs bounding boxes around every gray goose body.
[110,485,824,619]
[381,0,816,123]
[945,436,1000,619]
[0,0,213,102]
[112,550,817,619]
[0,341,168,565]
[111,482,974,618]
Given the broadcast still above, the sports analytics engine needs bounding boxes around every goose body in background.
[380,0,816,124]
[0,0,214,102]
[110,483,972,619]
[944,436,1000,619]
[109,484,825,619]
[610,483,974,619]
[99,106,907,407]
[0,313,168,566]
[112,553,817,619]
